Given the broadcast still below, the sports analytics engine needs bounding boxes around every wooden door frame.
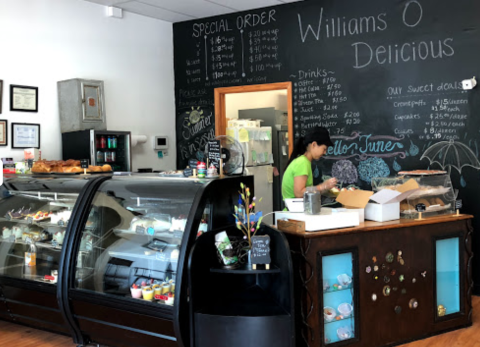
[214,82,294,155]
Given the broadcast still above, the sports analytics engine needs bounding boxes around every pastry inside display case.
[372,172,456,218]
[0,187,79,284]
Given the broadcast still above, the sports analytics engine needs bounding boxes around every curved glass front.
[73,177,209,308]
[0,175,91,284]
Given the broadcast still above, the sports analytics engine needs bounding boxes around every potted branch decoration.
[233,182,263,267]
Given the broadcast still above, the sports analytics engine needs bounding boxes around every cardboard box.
[1,158,14,165]
[365,179,420,222]
[336,179,420,222]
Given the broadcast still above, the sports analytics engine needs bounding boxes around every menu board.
[174,0,480,291]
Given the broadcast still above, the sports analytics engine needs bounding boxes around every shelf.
[0,217,67,229]
[325,315,354,325]
[323,284,353,294]
[196,285,289,317]
[210,264,280,274]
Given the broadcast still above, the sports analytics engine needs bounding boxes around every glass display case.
[0,174,253,347]
[0,176,91,283]
[0,174,93,335]
[72,177,208,307]
[371,174,455,218]
[321,251,356,345]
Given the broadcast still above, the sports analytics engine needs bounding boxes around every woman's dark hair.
[285,127,334,168]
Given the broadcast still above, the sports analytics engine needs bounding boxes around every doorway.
[214,82,293,220]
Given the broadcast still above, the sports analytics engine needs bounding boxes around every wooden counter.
[277,214,473,347]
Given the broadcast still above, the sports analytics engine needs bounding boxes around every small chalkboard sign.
[207,140,221,167]
[188,158,199,168]
[251,235,271,268]
[80,159,89,169]
[455,199,463,209]
[415,203,426,212]
[183,168,194,177]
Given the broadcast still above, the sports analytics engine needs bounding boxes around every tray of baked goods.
[32,159,112,174]
[400,197,452,214]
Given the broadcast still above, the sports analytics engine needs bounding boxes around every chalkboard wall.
[173,0,480,293]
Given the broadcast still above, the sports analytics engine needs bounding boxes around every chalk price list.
[293,70,357,137]
[247,29,282,74]
[388,81,468,140]
[423,98,468,141]
[210,35,238,80]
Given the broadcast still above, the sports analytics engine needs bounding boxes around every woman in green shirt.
[282,127,338,199]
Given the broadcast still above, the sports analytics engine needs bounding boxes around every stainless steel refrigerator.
[62,130,132,172]
[238,108,288,212]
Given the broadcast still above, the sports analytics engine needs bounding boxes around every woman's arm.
[293,175,308,198]
[316,177,338,193]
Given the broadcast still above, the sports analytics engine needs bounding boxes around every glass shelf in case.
[436,237,460,318]
[321,252,356,345]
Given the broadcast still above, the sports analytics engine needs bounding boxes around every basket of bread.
[32,160,112,174]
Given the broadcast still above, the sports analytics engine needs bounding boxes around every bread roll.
[102,164,112,172]
[64,166,83,173]
[434,198,445,206]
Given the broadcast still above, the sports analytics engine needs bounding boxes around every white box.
[365,202,400,222]
[324,207,365,223]
[364,188,418,222]
[275,210,359,231]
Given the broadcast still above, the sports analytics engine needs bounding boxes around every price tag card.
[173,230,183,239]
[44,275,55,281]
[136,226,146,235]
[455,199,463,209]
[251,235,271,265]
[80,159,89,169]
[207,140,221,167]
[415,203,426,212]
[155,294,168,301]
[52,240,58,248]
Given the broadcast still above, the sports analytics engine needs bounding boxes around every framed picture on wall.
[0,119,7,146]
[10,85,38,112]
[0,80,3,114]
[11,123,40,149]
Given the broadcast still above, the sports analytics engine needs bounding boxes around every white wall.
[0,0,176,171]
[225,90,288,120]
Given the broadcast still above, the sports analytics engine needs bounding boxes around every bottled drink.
[111,151,116,162]
[96,151,103,163]
[104,151,110,163]
[100,136,107,149]
[107,136,112,149]
[95,136,100,148]
[111,136,117,149]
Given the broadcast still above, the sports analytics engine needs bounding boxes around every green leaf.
[247,191,250,197]
[233,214,239,220]
[259,197,263,202]
[256,217,264,229]
[240,182,245,189]
[241,194,245,200]
[234,205,238,212]
[236,224,242,230]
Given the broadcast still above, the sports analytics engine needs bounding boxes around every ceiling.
[83,0,304,22]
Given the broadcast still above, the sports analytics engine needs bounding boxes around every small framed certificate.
[0,119,6,146]
[11,123,40,149]
[10,85,38,112]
